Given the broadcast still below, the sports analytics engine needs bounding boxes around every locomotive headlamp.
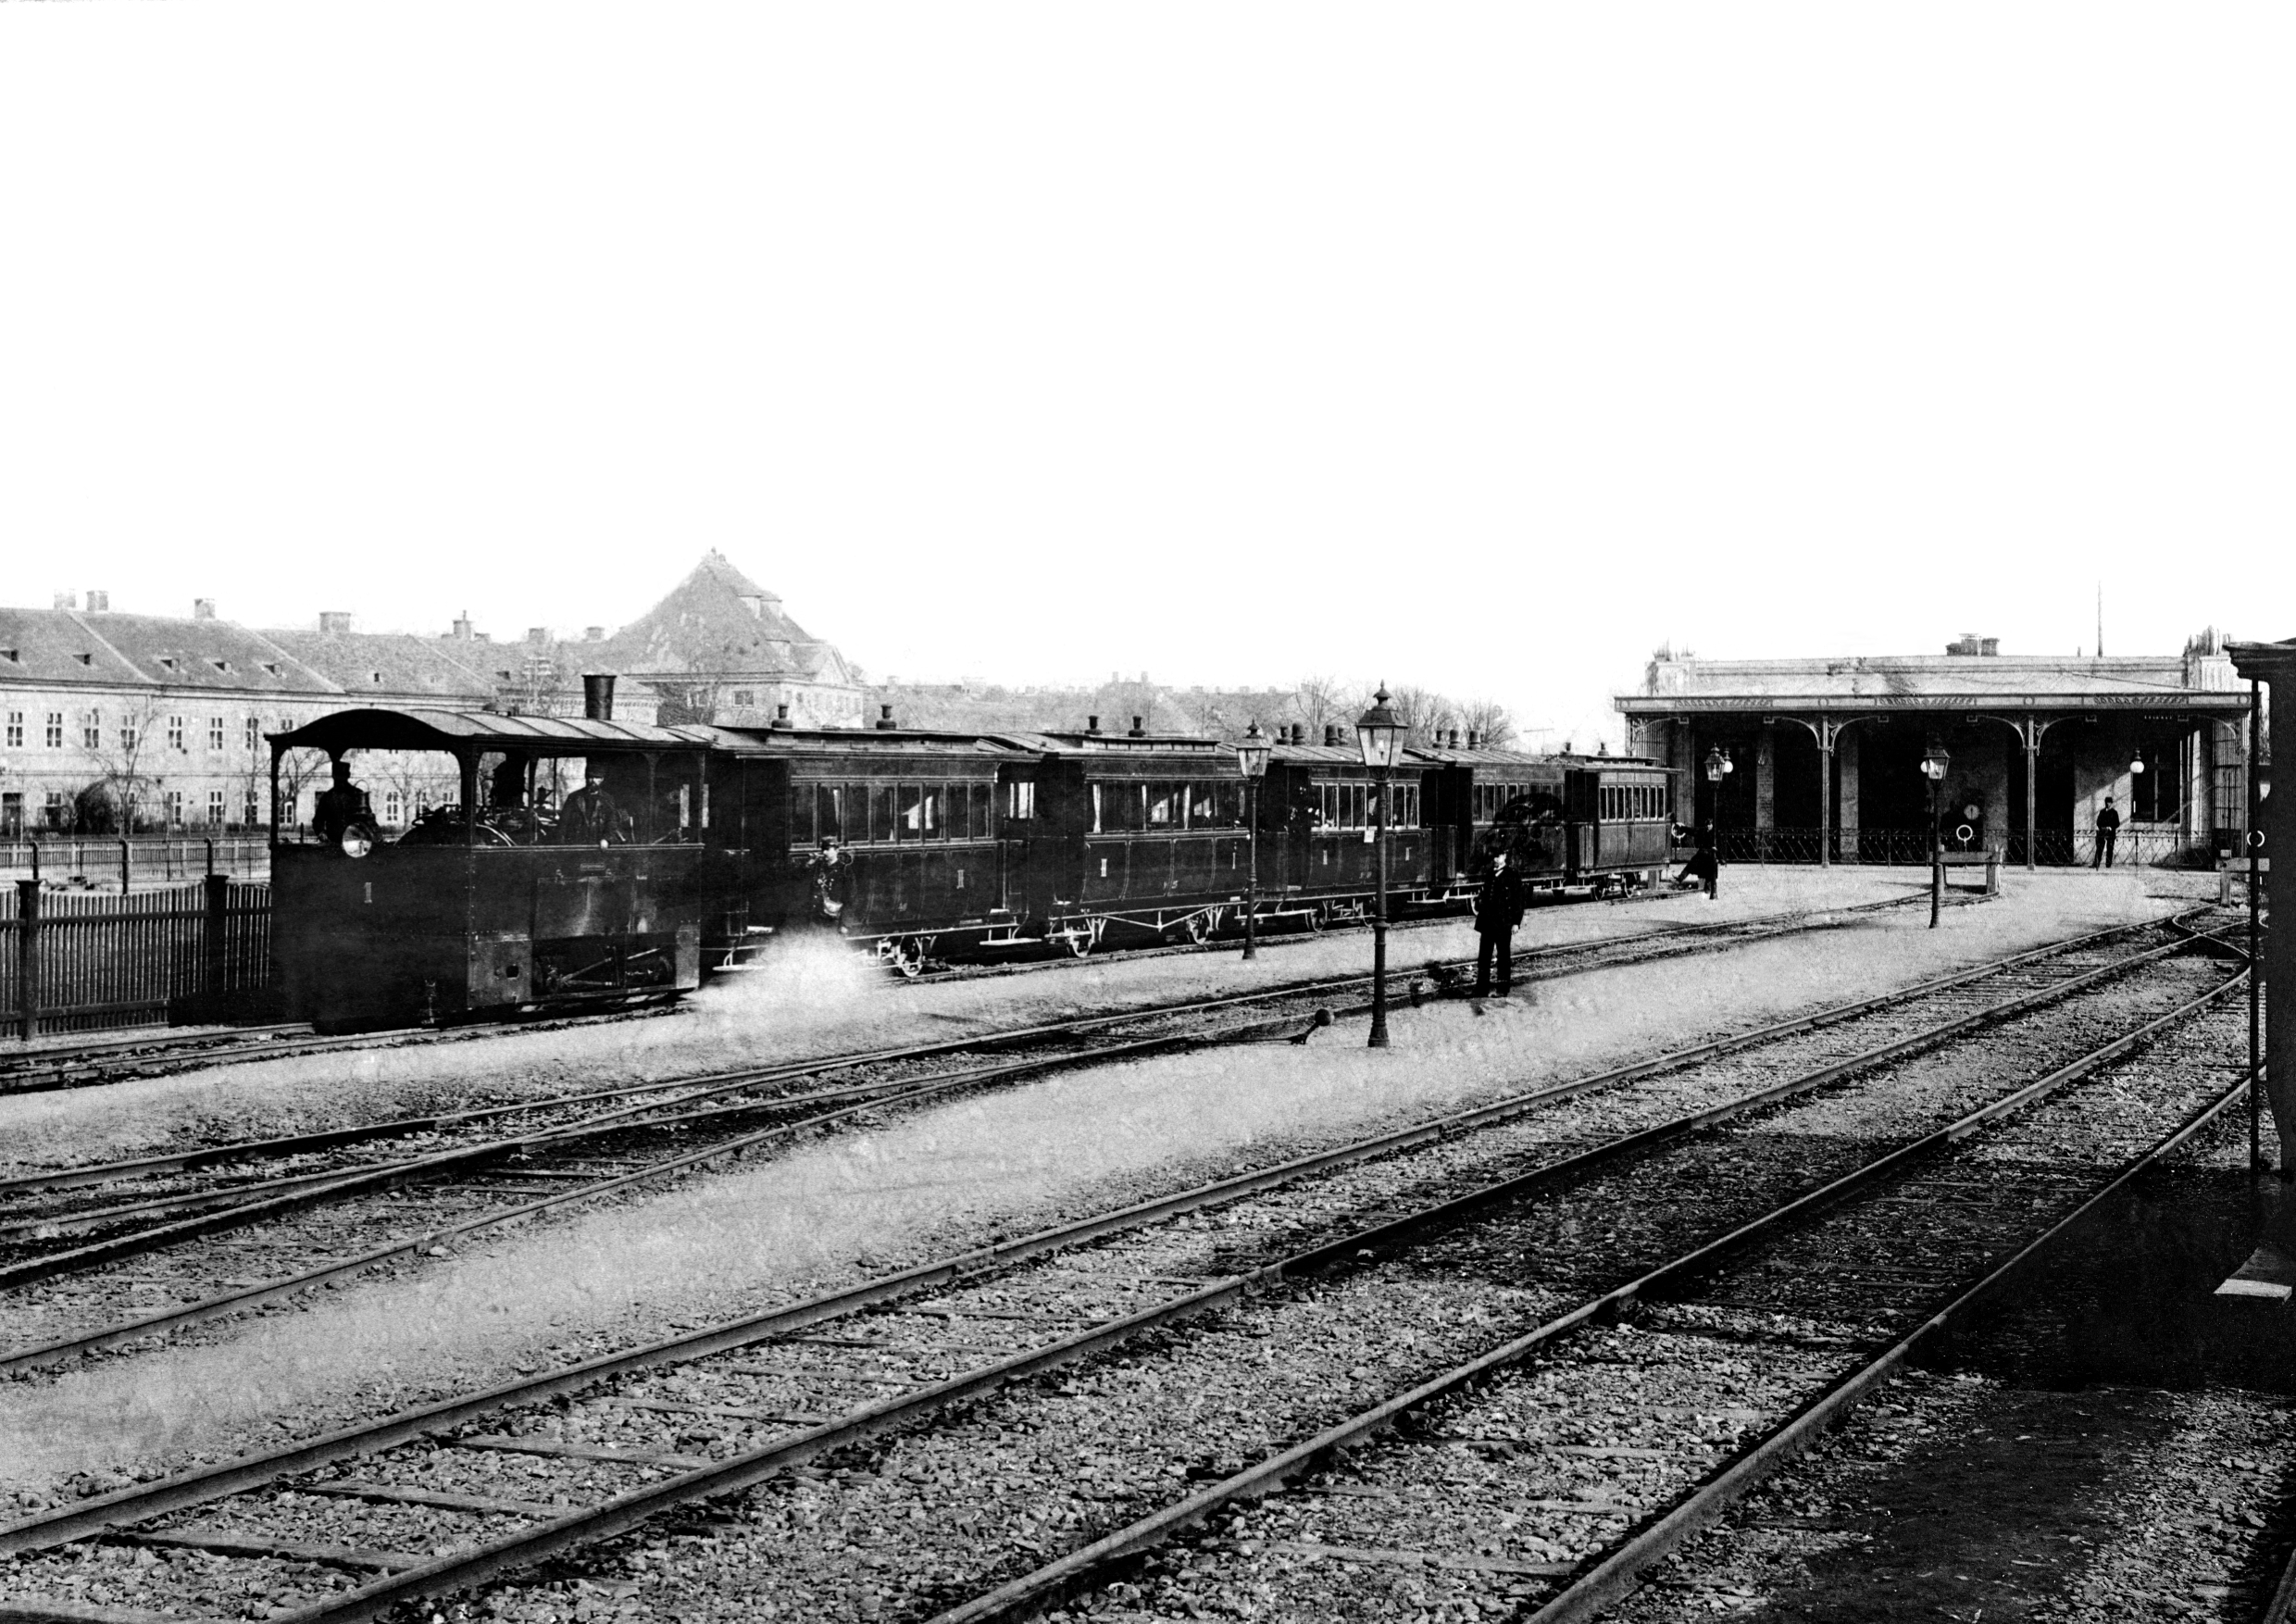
[1235,720,1271,781]
[1354,686,1404,772]
[339,827,373,859]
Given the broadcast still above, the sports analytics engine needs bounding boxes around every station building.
[1616,631,2258,867]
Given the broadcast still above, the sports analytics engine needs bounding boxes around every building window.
[732,690,755,706]
[208,717,225,751]
[82,712,100,750]
[0,793,20,836]
[45,790,68,830]
[245,717,261,750]
[5,712,21,748]
[208,790,226,828]
[120,718,138,751]
[243,792,261,830]
[168,716,185,751]
[45,712,64,748]
[165,791,183,828]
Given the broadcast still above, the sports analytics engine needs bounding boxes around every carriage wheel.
[1183,913,1210,944]
[886,938,926,979]
[1306,904,1328,932]
[1064,929,1092,959]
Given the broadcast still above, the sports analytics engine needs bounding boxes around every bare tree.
[1456,697,1517,749]
[1383,685,1460,750]
[88,693,166,833]
[1290,675,1360,739]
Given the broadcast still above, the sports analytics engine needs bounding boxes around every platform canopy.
[268,706,717,757]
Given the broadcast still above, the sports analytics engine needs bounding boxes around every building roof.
[589,552,856,689]
[0,607,343,693]
[1620,646,2250,716]
[256,629,498,700]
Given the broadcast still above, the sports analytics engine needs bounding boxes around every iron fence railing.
[3,879,274,1038]
[1690,827,2220,869]
[0,836,269,890]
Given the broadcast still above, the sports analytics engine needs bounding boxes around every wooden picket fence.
[2,880,274,1038]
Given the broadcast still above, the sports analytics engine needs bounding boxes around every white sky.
[2,5,2289,748]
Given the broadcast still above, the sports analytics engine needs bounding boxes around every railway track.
[0,891,1953,1376]
[0,887,1915,1098]
[0,908,2240,1621]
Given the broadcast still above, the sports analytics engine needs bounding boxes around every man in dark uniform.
[558,766,622,845]
[2093,795,2121,868]
[1676,819,1719,898]
[311,761,371,849]
[1472,851,1527,997]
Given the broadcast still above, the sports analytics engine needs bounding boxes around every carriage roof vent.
[1466,729,1480,750]
[1128,715,1146,738]
[1085,715,1102,735]
[876,703,896,731]
[1323,724,1341,747]
[772,703,792,730]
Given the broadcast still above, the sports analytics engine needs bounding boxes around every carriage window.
[1147,783,1179,827]
[898,784,928,840]
[1210,782,1241,826]
[1007,781,1035,822]
[970,782,993,837]
[1103,782,1146,832]
[946,785,968,841]
[868,784,895,843]
[815,785,842,842]
[1188,783,1217,825]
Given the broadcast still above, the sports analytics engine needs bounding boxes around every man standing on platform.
[2093,795,2121,868]
[1471,851,1526,999]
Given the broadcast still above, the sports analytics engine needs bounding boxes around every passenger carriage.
[268,707,716,1028]
[1260,728,1445,923]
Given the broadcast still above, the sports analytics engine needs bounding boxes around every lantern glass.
[2129,755,2146,775]
[1354,687,1404,771]
[1235,722,1271,781]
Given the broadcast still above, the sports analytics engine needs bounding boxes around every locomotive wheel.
[886,938,926,979]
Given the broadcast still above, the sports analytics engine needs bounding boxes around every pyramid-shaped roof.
[589,552,852,683]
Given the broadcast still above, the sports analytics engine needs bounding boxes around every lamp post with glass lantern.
[1355,685,1404,1048]
[1235,721,1271,961]
[1701,746,1733,899]
[1921,742,1952,928]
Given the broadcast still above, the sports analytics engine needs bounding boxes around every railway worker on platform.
[311,761,372,850]
[2092,795,2121,868]
[558,765,624,846]
[1471,851,1526,998]
[1676,819,1720,899]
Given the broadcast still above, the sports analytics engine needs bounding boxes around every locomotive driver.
[558,766,623,845]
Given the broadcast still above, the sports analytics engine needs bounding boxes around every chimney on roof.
[876,704,896,731]
[584,626,605,643]
[1945,632,1998,656]
[318,611,352,635]
[193,598,216,620]
[53,592,77,610]
[772,703,792,731]
[452,612,473,641]
[85,591,108,612]
[527,627,549,645]
[1128,715,1146,738]
[1086,715,1102,735]
[1979,637,1999,656]
[581,673,616,721]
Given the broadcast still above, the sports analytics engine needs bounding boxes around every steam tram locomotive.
[269,705,1680,1027]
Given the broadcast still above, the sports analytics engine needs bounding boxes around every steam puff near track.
[5,869,1883,1176]
[0,871,2185,1497]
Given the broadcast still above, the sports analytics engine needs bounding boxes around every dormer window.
[260,662,280,677]
[370,671,383,684]
[157,656,177,671]
[210,659,231,673]
[76,653,92,666]
[0,649,16,663]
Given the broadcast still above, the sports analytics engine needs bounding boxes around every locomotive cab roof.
[267,706,717,756]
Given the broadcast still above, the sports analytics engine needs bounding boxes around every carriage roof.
[268,706,717,756]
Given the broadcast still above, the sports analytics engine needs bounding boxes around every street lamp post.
[1235,721,1272,961]
[1701,746,1733,900]
[1355,685,1404,1048]
[1921,742,1952,928]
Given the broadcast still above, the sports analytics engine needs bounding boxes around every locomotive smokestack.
[876,703,896,731]
[581,673,616,720]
